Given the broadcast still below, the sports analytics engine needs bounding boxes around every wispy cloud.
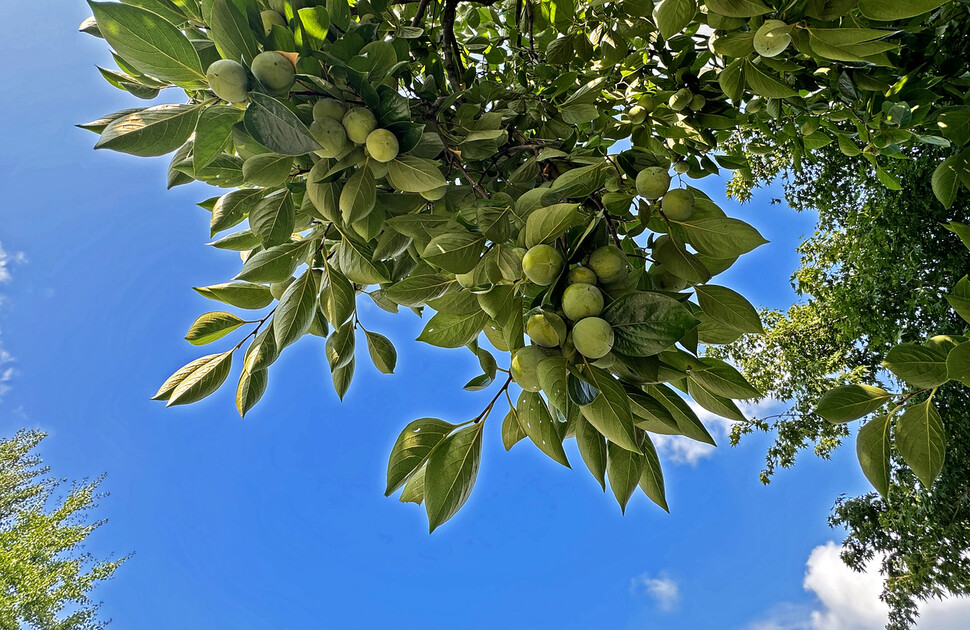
[745,541,970,630]
[653,399,782,466]
[630,573,679,611]
[0,242,25,402]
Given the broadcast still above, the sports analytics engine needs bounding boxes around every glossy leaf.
[425,422,484,532]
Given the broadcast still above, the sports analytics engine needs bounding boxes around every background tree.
[0,430,125,630]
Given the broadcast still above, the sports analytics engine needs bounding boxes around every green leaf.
[653,0,695,40]
[194,281,273,310]
[185,311,245,345]
[704,0,771,18]
[95,104,201,156]
[944,221,970,251]
[718,59,744,102]
[331,357,355,400]
[235,239,313,283]
[502,408,527,450]
[936,110,970,146]
[694,284,764,334]
[236,366,267,417]
[249,190,295,247]
[516,391,570,467]
[638,434,669,512]
[297,7,331,41]
[607,440,643,513]
[687,380,746,422]
[417,311,489,348]
[211,188,264,236]
[932,155,962,209]
[242,154,293,187]
[386,156,447,193]
[858,0,947,21]
[194,105,241,172]
[273,269,317,349]
[209,0,259,65]
[423,232,485,274]
[947,276,970,324]
[537,357,573,418]
[816,384,893,423]
[122,0,189,26]
[384,275,454,307]
[689,358,760,399]
[340,167,377,224]
[679,217,768,258]
[946,341,970,386]
[524,204,582,248]
[165,351,234,406]
[385,418,456,495]
[243,92,321,156]
[78,107,146,134]
[579,366,640,453]
[575,416,607,490]
[857,414,891,498]
[364,330,397,374]
[88,1,204,84]
[242,327,278,372]
[882,343,949,389]
[334,239,389,285]
[895,399,946,489]
[319,264,356,326]
[425,422,484,533]
[602,292,699,357]
[645,384,717,445]
[654,238,711,284]
[744,60,797,99]
[399,464,426,504]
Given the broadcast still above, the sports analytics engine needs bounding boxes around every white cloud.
[0,242,24,402]
[0,243,26,285]
[630,573,679,611]
[653,399,782,466]
[745,541,970,630]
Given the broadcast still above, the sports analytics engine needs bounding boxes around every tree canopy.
[0,430,125,630]
[78,0,970,544]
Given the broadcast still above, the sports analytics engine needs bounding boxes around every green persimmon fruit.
[638,93,658,113]
[527,313,565,348]
[661,188,695,221]
[260,10,286,36]
[629,105,647,124]
[669,88,692,112]
[672,161,690,175]
[365,129,399,163]
[753,20,791,58]
[522,244,564,286]
[420,185,448,201]
[342,107,378,144]
[206,59,249,103]
[510,345,549,392]
[746,97,763,114]
[689,94,706,111]
[270,276,295,300]
[588,246,628,284]
[635,166,671,200]
[566,266,598,286]
[313,98,347,121]
[309,117,349,159]
[562,283,604,321]
[571,317,614,360]
[648,264,688,291]
[251,51,296,93]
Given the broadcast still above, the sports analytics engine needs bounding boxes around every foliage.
[0,430,125,630]
[80,0,970,533]
[711,142,970,627]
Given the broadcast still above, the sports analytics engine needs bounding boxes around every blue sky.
[2,3,969,629]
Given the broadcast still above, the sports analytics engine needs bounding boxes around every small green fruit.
[669,88,692,112]
[510,346,548,392]
[689,94,706,111]
[260,10,286,36]
[562,283,604,321]
[588,246,628,285]
[629,105,647,124]
[420,185,448,201]
[251,51,296,93]
[572,317,614,360]
[638,94,659,113]
[522,244,564,286]
[636,166,671,200]
[206,59,249,103]
[342,107,378,144]
[313,98,347,121]
[746,97,763,114]
[270,277,295,300]
[661,188,695,221]
[309,117,349,159]
[648,264,688,291]
[753,20,791,58]
[527,313,566,348]
[566,266,598,286]
[673,161,690,175]
[365,129,399,163]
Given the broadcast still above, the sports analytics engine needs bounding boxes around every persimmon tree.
[80,0,970,532]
